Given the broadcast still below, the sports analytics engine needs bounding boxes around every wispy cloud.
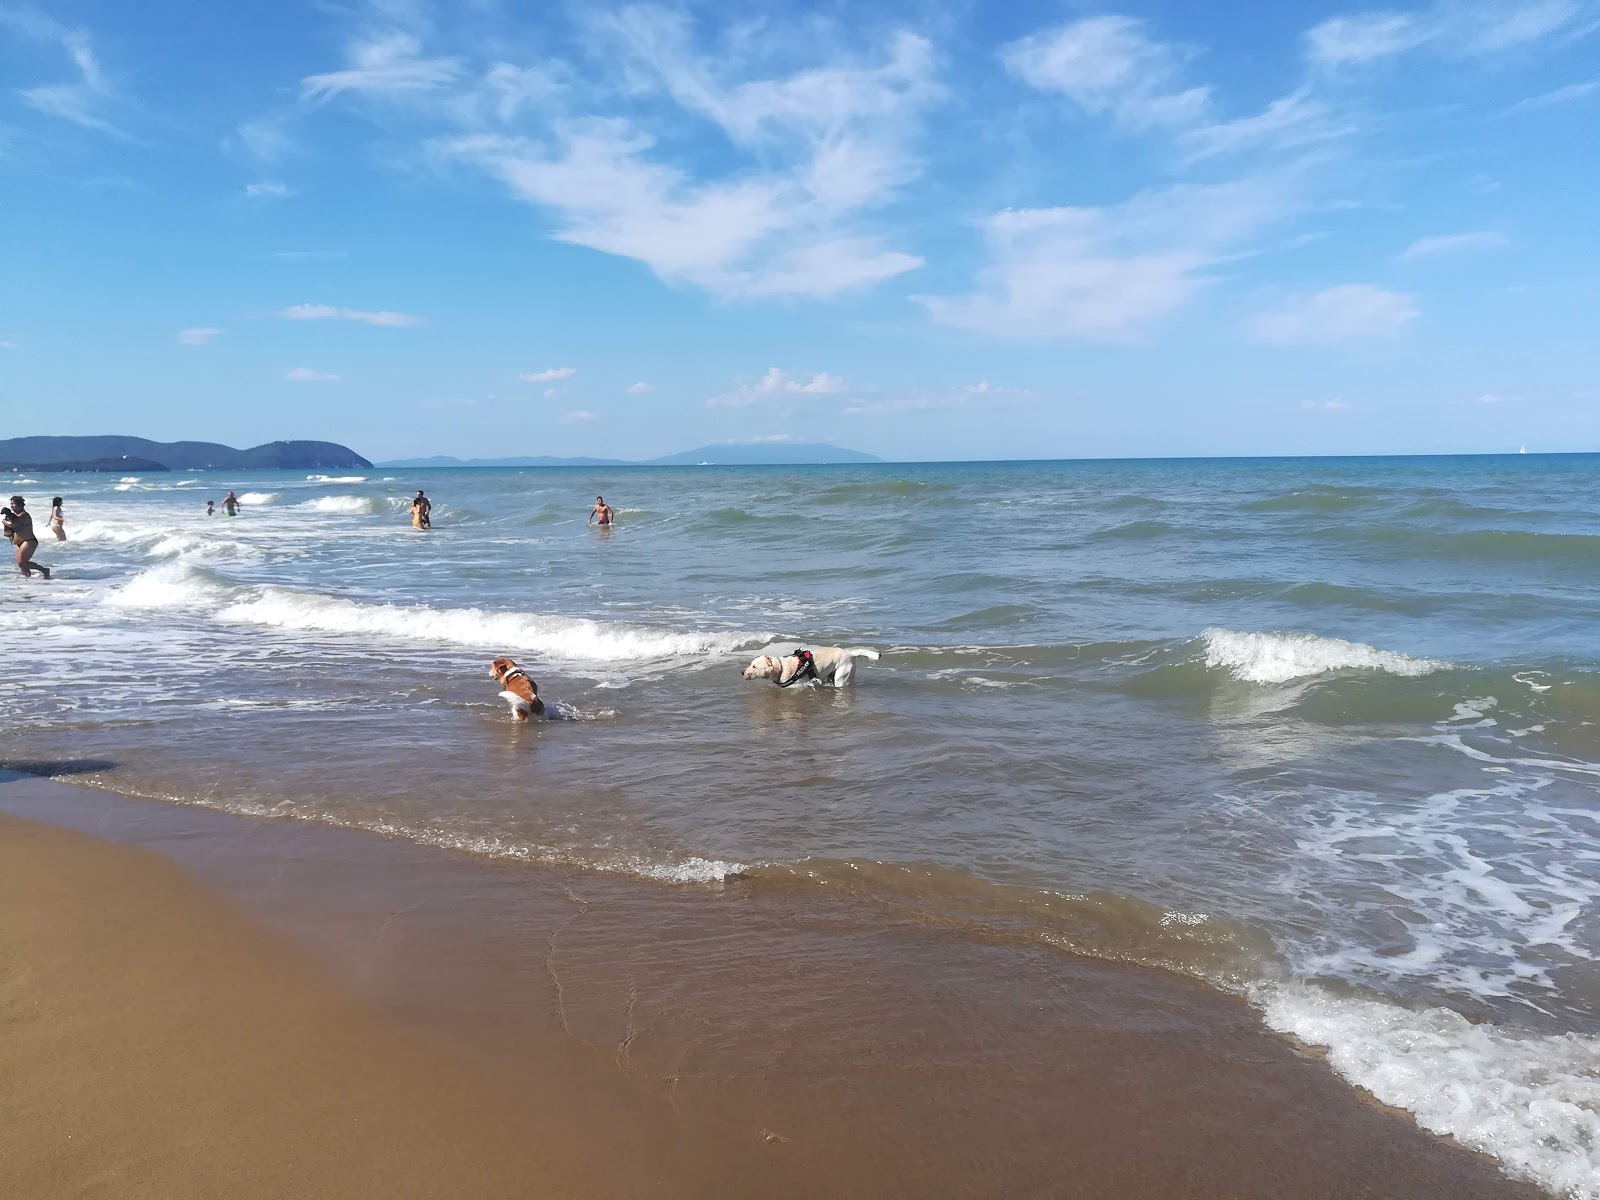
[1006,16,1346,162]
[1303,398,1352,410]
[230,115,297,164]
[920,177,1295,341]
[1306,1,1590,67]
[625,381,655,394]
[278,303,424,326]
[1399,230,1509,259]
[0,339,18,349]
[1248,284,1419,344]
[843,379,1033,417]
[245,180,291,199]
[562,409,596,423]
[520,367,576,383]
[6,17,125,137]
[409,14,936,299]
[733,433,799,444]
[286,367,341,382]
[1497,79,1599,115]
[302,32,461,101]
[1003,16,1211,131]
[177,327,223,346]
[706,367,847,408]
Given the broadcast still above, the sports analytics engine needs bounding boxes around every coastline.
[0,768,1545,1199]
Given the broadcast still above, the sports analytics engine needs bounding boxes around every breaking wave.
[1202,628,1448,684]
[236,492,281,505]
[106,561,764,663]
[303,495,382,515]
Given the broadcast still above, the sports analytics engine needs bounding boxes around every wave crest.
[1202,628,1447,684]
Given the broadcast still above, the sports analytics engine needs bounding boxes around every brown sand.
[0,814,627,1199]
[0,773,1548,1199]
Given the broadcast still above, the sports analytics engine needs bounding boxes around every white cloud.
[543,388,559,399]
[302,32,461,101]
[286,367,341,382]
[843,380,1033,417]
[1306,1,1587,67]
[1306,13,1426,65]
[245,180,291,199]
[430,20,935,299]
[706,367,848,407]
[735,433,800,444]
[232,116,297,164]
[177,327,223,346]
[0,339,18,349]
[1399,230,1509,259]
[278,303,424,326]
[1303,398,1352,410]
[1477,392,1509,403]
[1498,79,1599,115]
[1180,88,1352,161]
[1002,16,1211,130]
[562,409,597,423]
[920,177,1294,341]
[520,367,576,383]
[625,381,655,394]
[10,20,124,136]
[1248,284,1419,344]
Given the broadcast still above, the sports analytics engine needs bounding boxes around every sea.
[3,455,1598,1196]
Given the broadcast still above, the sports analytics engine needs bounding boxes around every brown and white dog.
[741,646,880,688]
[490,656,545,721]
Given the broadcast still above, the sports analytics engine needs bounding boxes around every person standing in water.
[206,499,215,517]
[222,491,239,517]
[3,496,51,578]
[588,495,614,527]
[48,497,66,542]
[410,490,432,530]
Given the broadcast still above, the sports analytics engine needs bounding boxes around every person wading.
[3,496,52,578]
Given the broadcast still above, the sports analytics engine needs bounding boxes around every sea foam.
[1202,628,1446,684]
[303,495,381,514]
[236,492,281,505]
[108,562,762,662]
[1257,982,1600,1199]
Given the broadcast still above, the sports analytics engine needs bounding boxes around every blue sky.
[1,0,1597,462]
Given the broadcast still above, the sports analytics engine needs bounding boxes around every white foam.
[1257,982,1600,1199]
[236,492,280,505]
[303,495,380,515]
[306,474,367,483]
[120,476,140,483]
[1202,628,1447,684]
[107,562,763,662]
[113,483,134,491]
[11,477,38,483]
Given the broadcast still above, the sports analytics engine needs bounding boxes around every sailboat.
[1519,444,1527,454]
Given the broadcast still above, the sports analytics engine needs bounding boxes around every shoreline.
[0,767,1546,1198]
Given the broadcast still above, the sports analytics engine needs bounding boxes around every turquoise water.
[3,455,1599,1193]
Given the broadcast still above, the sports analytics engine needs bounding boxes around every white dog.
[741,646,880,688]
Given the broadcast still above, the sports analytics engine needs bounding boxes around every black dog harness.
[777,649,818,688]
[502,666,534,689]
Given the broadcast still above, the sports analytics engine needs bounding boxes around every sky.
[1,0,1597,463]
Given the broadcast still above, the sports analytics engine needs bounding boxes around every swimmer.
[222,491,239,517]
[48,496,66,542]
[206,499,215,517]
[410,490,432,529]
[3,496,52,578]
[588,495,614,527]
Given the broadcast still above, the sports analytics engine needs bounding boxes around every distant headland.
[379,442,882,468]
[0,436,372,473]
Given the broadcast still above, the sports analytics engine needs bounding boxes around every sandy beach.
[0,766,1545,1199]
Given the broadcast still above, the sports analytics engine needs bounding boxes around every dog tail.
[847,648,881,661]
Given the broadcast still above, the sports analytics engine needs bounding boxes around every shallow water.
[4,455,1599,1195]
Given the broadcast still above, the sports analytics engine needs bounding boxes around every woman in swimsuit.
[3,496,51,578]
[49,497,66,541]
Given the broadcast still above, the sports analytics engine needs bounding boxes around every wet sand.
[0,767,1546,1199]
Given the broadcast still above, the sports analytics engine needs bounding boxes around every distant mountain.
[378,454,627,468]
[0,436,371,471]
[377,442,880,468]
[644,442,880,465]
[3,455,171,474]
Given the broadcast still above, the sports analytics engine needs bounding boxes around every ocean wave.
[106,562,764,662]
[306,474,367,483]
[1244,488,1384,513]
[303,495,381,515]
[1364,526,1600,564]
[813,479,954,505]
[1202,628,1448,684]
[1257,982,1600,1199]
[236,492,281,505]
